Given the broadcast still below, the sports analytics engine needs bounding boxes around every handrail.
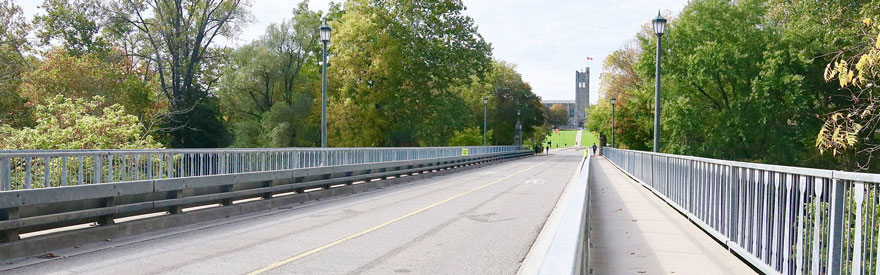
[520,151,591,274]
[0,146,526,191]
[604,147,880,275]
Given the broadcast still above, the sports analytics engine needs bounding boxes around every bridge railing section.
[0,146,523,191]
[520,150,592,275]
[605,147,880,275]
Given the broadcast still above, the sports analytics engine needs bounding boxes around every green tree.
[0,95,162,150]
[548,104,569,128]
[328,0,492,147]
[218,1,321,147]
[0,0,33,128]
[19,49,165,125]
[33,0,111,57]
[109,0,251,147]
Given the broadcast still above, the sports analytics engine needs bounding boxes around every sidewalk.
[588,157,756,274]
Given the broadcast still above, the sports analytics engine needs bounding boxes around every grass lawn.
[544,130,579,148]
[581,131,600,148]
[542,130,600,149]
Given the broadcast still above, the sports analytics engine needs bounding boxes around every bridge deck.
[588,157,756,274]
[3,150,583,274]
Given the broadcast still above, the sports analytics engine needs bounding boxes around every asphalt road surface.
[5,150,584,275]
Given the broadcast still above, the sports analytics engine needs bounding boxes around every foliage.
[547,104,569,128]
[447,127,492,146]
[596,0,860,169]
[107,0,251,147]
[818,19,880,166]
[33,0,111,57]
[218,1,321,147]
[327,0,494,147]
[0,95,161,150]
[0,0,33,128]
[19,49,165,124]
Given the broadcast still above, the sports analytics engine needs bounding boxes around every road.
[4,150,584,275]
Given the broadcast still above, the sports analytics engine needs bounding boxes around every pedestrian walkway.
[588,157,756,274]
[574,130,583,147]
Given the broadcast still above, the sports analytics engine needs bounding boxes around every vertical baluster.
[783,174,793,274]
[43,156,50,188]
[771,173,781,270]
[77,156,83,185]
[796,176,808,274]
[92,155,104,183]
[61,156,68,186]
[811,178,823,275]
[25,157,31,189]
[853,182,865,275]
[1,157,10,191]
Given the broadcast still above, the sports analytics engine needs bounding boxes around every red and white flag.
[586,57,593,61]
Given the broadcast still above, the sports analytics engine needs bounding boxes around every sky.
[16,0,688,104]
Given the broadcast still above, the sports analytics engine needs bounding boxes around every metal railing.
[0,146,524,191]
[605,148,880,275]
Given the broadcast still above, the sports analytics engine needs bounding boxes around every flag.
[586,57,593,61]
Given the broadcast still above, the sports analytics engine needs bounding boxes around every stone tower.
[575,67,590,126]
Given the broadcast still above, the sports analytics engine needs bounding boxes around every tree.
[0,95,161,150]
[33,0,111,57]
[109,0,251,147]
[19,49,165,125]
[328,0,492,147]
[548,104,569,128]
[818,19,880,169]
[0,0,33,128]
[218,1,321,147]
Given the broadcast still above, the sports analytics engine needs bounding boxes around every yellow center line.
[247,157,553,275]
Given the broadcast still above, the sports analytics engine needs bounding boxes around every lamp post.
[483,97,488,146]
[319,22,331,148]
[610,97,616,148]
[652,12,666,153]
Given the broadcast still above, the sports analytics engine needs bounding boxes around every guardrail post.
[825,177,844,275]
[98,197,115,225]
[0,207,19,242]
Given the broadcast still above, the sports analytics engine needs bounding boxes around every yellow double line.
[247,157,551,274]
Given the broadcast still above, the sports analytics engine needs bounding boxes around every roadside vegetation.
[0,0,548,150]
[588,0,880,172]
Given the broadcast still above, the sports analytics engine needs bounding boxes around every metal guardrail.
[605,147,880,275]
[520,150,592,275]
[0,146,523,191]
[0,147,531,249]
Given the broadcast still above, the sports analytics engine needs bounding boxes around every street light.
[652,11,666,153]
[610,97,616,148]
[320,21,331,148]
[483,97,488,146]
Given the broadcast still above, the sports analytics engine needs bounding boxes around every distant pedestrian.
[547,140,552,154]
[591,143,597,155]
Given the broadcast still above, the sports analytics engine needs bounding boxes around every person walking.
[591,143,597,155]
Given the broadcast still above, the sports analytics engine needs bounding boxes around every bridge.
[0,147,877,274]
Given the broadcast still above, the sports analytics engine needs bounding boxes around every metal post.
[654,34,662,152]
[321,40,328,148]
[611,102,615,148]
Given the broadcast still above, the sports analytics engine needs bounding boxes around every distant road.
[6,150,584,274]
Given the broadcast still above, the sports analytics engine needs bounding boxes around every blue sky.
[17,0,688,104]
